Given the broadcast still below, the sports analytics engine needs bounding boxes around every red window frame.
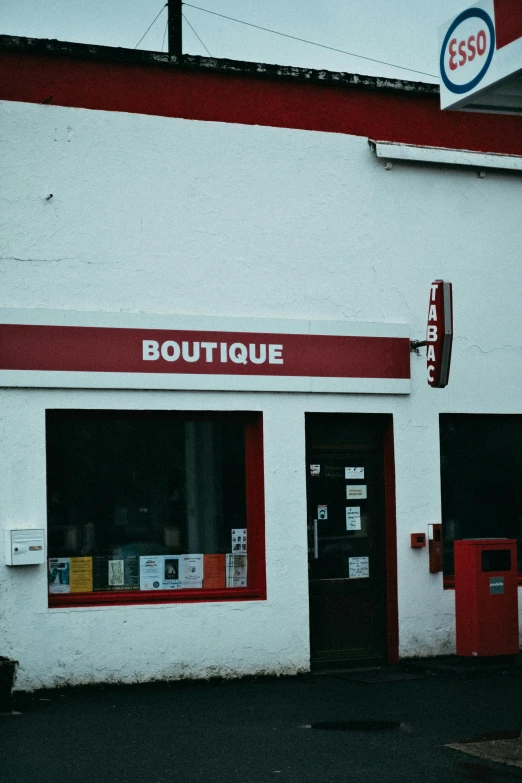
[48,411,266,608]
[439,414,522,590]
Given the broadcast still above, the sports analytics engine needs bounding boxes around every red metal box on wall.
[454,539,519,657]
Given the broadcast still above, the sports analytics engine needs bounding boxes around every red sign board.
[0,322,410,392]
[426,280,453,388]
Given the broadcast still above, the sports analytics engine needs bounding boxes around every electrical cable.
[161,17,169,52]
[134,2,168,50]
[183,12,213,56]
[183,3,438,79]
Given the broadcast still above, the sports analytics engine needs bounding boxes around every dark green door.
[306,415,389,667]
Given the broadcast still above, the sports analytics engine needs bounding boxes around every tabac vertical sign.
[427,280,453,388]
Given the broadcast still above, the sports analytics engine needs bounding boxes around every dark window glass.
[439,415,522,575]
[46,410,249,597]
[481,550,511,572]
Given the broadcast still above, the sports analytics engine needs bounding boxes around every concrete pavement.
[2,667,522,782]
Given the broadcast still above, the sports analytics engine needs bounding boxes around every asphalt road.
[2,669,522,783]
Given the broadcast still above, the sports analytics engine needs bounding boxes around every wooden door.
[306,416,390,667]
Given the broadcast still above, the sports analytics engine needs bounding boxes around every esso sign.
[440,8,495,94]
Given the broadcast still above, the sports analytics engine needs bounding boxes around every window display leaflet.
[49,557,94,594]
[226,554,247,587]
[48,558,70,594]
[93,555,139,591]
[231,528,247,554]
[139,554,203,590]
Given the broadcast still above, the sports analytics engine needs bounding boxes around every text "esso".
[448,30,487,71]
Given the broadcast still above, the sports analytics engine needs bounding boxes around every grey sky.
[0,1,463,83]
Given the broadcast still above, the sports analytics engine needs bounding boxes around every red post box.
[454,539,519,657]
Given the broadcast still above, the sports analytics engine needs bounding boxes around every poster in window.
[48,558,71,594]
[232,528,247,554]
[70,556,93,593]
[181,555,203,588]
[108,559,124,586]
[139,556,164,590]
[203,554,226,589]
[163,556,182,589]
[226,554,247,587]
[138,555,187,589]
[93,555,139,591]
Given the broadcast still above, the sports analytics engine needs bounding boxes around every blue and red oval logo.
[440,8,495,94]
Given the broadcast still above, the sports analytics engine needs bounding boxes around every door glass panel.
[308,460,371,580]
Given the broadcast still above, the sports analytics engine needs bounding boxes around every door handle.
[313,519,318,559]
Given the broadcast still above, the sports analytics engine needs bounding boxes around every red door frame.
[305,413,399,665]
[383,417,399,664]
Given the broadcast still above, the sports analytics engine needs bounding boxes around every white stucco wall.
[1,99,521,689]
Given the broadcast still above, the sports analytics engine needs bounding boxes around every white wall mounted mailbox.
[5,529,46,566]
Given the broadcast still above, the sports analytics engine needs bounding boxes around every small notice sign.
[310,464,321,476]
[48,558,70,594]
[181,554,203,589]
[70,556,93,593]
[346,506,362,531]
[226,554,247,587]
[203,554,226,589]
[349,556,369,579]
[232,528,247,554]
[108,559,124,586]
[317,505,328,520]
[345,467,364,479]
[346,485,367,500]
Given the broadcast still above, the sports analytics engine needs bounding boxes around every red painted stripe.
[494,0,522,49]
[0,324,410,380]
[0,51,521,155]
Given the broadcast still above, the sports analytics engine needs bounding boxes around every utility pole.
[168,0,182,56]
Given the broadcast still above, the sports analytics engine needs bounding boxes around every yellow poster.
[70,557,93,593]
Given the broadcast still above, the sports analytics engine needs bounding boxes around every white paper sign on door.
[349,556,369,579]
[346,506,362,531]
[346,485,367,500]
[345,467,364,479]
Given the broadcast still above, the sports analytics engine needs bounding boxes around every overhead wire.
[161,17,169,52]
[183,11,213,56]
[183,2,438,79]
[134,2,167,50]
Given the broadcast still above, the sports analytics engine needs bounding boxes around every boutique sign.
[0,311,411,395]
[142,339,284,366]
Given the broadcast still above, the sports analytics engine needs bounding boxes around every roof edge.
[0,34,439,96]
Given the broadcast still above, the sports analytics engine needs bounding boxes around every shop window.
[46,410,265,606]
[439,415,522,582]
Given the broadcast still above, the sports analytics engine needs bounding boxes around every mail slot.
[454,539,519,657]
